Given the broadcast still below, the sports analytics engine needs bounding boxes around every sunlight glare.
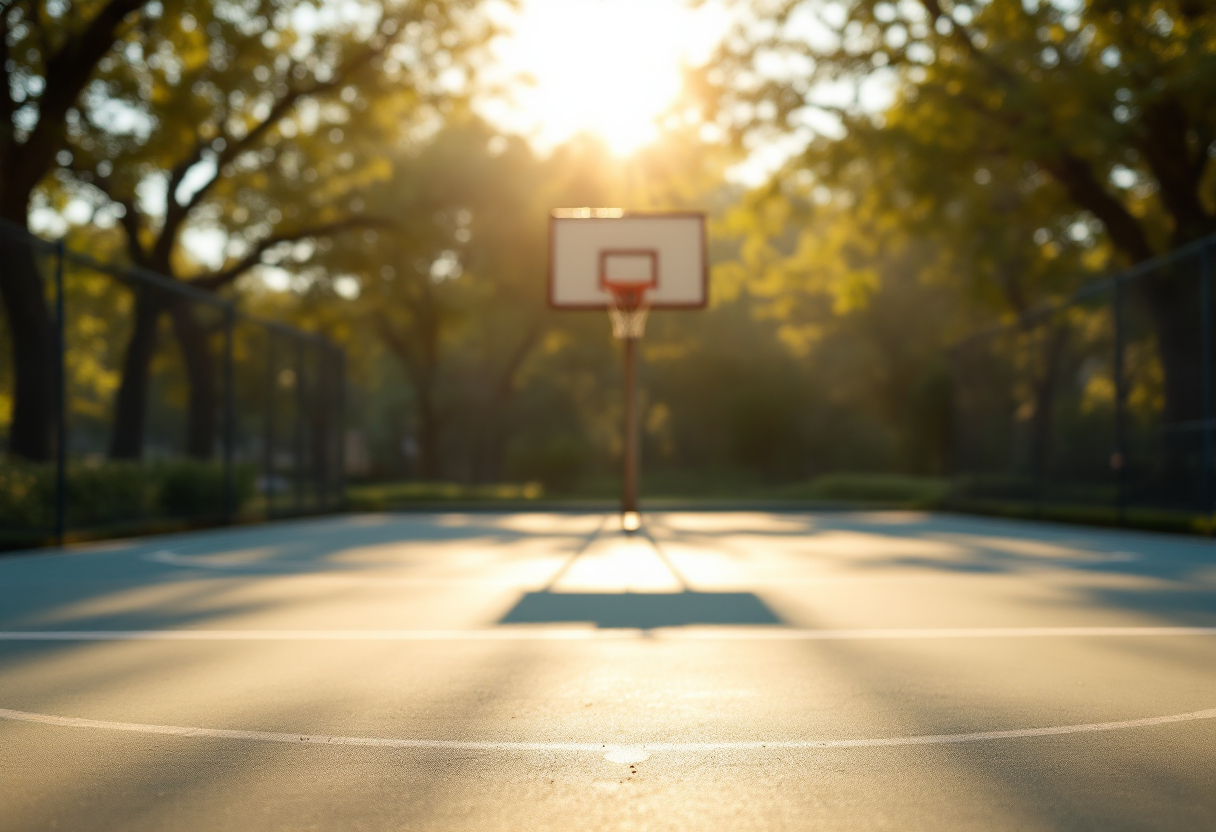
[485,0,727,155]
[553,536,683,593]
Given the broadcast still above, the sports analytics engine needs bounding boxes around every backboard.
[549,210,708,310]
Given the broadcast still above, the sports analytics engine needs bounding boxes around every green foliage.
[0,460,256,536]
[505,436,589,492]
[312,113,967,494]
[20,0,1205,532]
[788,473,951,507]
[949,499,1213,537]
[158,461,256,518]
[707,0,1216,300]
[66,462,159,525]
[346,481,543,510]
[66,0,495,277]
[0,463,56,530]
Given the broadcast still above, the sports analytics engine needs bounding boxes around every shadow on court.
[499,590,783,628]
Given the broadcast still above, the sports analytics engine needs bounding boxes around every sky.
[475,0,892,185]
[477,0,733,156]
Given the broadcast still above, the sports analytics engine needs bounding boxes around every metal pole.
[222,306,235,524]
[1033,327,1045,521]
[294,336,305,514]
[622,336,639,516]
[264,330,276,519]
[335,345,346,509]
[54,239,66,546]
[1113,279,1127,525]
[1200,245,1214,518]
[313,341,326,509]
[945,345,960,508]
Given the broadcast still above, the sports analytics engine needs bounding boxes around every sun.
[486,0,726,155]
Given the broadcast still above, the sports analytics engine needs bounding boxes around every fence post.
[222,305,235,524]
[1201,244,1214,519]
[313,340,326,509]
[54,239,66,546]
[294,335,305,514]
[264,329,276,519]
[335,345,346,508]
[1113,278,1127,525]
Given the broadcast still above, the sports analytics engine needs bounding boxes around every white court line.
[2,705,1214,753]
[146,550,408,572]
[2,627,1216,641]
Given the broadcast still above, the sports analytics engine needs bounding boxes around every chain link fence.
[949,235,1216,530]
[0,220,345,550]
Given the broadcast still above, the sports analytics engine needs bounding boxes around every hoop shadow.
[499,590,783,629]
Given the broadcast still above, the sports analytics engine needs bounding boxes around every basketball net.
[607,285,650,340]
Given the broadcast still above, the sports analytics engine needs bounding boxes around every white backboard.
[549,210,708,309]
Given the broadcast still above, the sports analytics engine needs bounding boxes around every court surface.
[1,510,1214,831]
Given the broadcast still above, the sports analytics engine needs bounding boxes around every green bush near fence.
[158,460,256,518]
[346,480,544,510]
[0,460,257,533]
[345,472,952,509]
[782,473,952,506]
[0,463,56,529]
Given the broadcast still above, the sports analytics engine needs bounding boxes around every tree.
[63,0,490,459]
[705,0,1215,433]
[332,119,548,480]
[1,0,151,460]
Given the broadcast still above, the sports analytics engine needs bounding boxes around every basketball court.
[4,216,1213,831]
[1,510,1215,830]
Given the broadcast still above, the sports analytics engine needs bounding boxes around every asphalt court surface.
[1,511,1214,831]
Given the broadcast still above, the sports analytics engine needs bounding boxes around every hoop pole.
[622,336,639,516]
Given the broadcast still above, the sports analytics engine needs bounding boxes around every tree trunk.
[373,301,445,482]
[415,380,442,481]
[470,415,505,484]
[168,299,217,460]
[469,328,540,483]
[0,218,56,461]
[108,287,164,460]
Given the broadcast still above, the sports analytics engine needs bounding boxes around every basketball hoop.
[607,285,650,340]
[600,248,656,340]
[548,210,708,520]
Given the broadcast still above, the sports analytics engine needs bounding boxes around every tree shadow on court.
[648,511,1216,627]
[775,597,1216,830]
[648,510,1210,579]
[0,620,581,832]
[498,589,783,628]
[135,512,605,570]
[0,512,607,575]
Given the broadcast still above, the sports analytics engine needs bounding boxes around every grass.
[946,497,1215,536]
[343,472,1213,537]
[9,470,1208,552]
[344,473,952,510]
[345,480,546,511]
[775,473,951,507]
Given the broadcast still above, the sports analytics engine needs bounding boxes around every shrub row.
[0,460,256,532]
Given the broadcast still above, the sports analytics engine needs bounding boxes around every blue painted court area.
[1,511,1214,831]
